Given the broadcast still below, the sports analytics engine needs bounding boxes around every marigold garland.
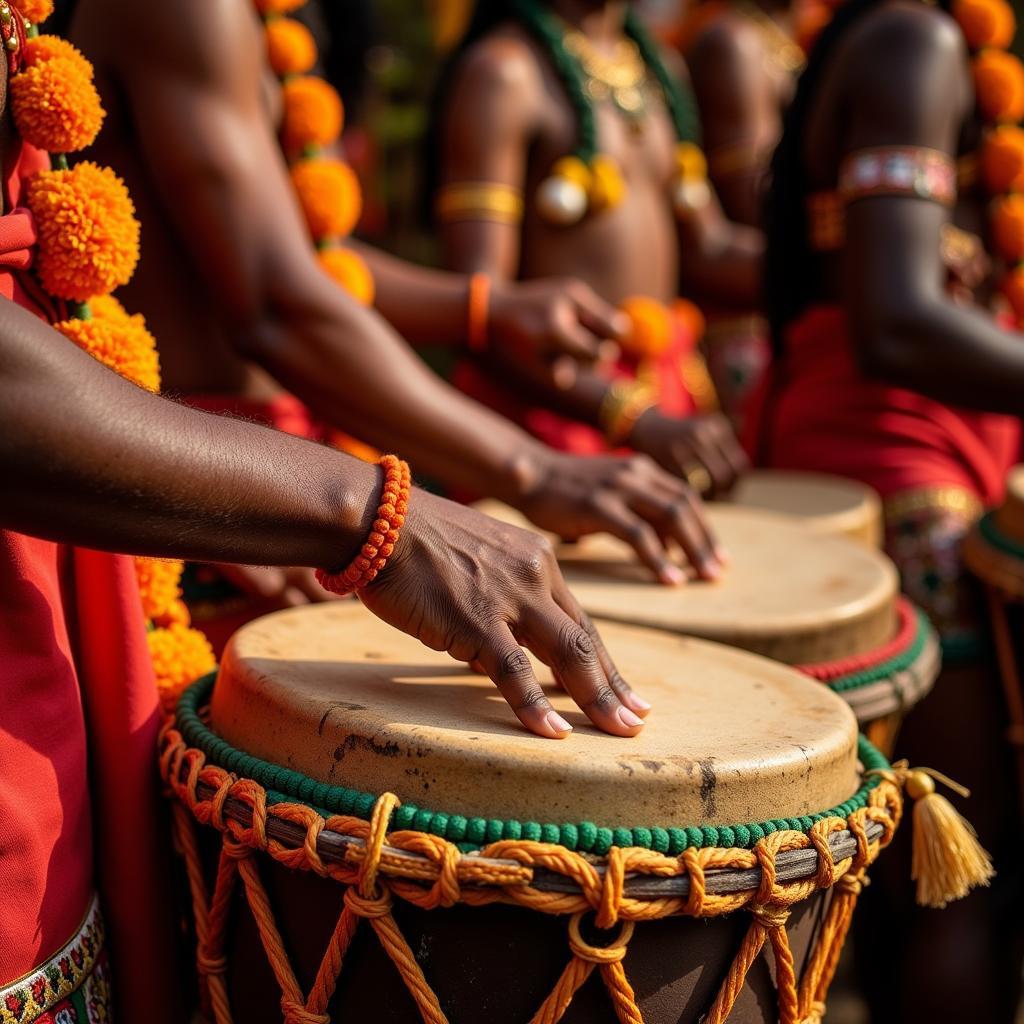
[291,157,362,239]
[11,4,216,710]
[318,247,375,306]
[619,295,673,359]
[265,17,317,77]
[255,0,370,305]
[281,75,344,155]
[26,162,140,301]
[954,0,1024,324]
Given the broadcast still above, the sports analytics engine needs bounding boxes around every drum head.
[213,602,859,830]
[558,506,899,664]
[730,470,882,547]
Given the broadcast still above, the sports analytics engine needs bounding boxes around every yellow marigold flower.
[54,310,161,392]
[147,623,216,715]
[619,295,673,358]
[954,0,1015,50]
[11,56,104,154]
[291,157,362,239]
[27,162,140,302]
[588,155,626,212]
[134,557,184,621]
[318,247,374,306]
[254,0,304,13]
[974,50,1024,123]
[265,17,317,77]
[281,75,344,154]
[24,34,93,77]
[19,0,54,24]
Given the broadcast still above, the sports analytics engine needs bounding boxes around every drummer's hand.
[215,564,342,606]
[360,490,650,739]
[515,450,725,584]
[628,409,749,499]
[489,277,626,386]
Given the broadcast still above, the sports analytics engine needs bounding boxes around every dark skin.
[439,0,756,493]
[686,0,797,228]
[799,4,1024,1018]
[0,294,654,739]
[67,0,723,589]
[809,2,1024,413]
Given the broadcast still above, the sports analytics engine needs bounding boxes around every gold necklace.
[737,2,805,75]
[562,29,651,124]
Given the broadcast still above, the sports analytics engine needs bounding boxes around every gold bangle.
[600,380,656,445]
[436,182,525,224]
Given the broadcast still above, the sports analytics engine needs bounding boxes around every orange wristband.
[316,454,412,596]
[467,272,491,353]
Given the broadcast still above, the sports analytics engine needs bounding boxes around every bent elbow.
[849,302,932,385]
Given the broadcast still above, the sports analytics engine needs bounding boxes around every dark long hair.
[764,0,884,345]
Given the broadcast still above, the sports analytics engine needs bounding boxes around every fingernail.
[612,313,631,335]
[663,565,685,586]
[546,711,573,734]
[617,707,644,728]
[625,691,652,713]
[702,561,723,581]
[716,546,732,564]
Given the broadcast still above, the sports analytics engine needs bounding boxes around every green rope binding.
[176,672,891,856]
[512,0,702,166]
[826,607,934,694]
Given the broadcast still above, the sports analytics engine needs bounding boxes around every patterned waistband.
[1,896,109,1024]
[883,485,984,523]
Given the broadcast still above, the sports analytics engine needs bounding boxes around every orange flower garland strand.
[953,0,1024,323]
[255,0,374,305]
[8,3,215,710]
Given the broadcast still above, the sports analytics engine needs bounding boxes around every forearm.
[241,277,546,503]
[0,299,377,567]
[678,216,764,308]
[854,296,1024,415]
[355,242,473,348]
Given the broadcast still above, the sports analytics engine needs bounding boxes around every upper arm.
[840,7,971,331]
[438,35,540,277]
[104,0,329,326]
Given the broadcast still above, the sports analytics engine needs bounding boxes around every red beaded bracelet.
[316,454,412,596]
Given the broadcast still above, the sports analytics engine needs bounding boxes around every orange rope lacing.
[160,722,902,1023]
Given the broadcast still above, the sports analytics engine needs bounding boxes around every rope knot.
[752,903,790,930]
[196,950,227,977]
[344,884,393,919]
[801,1000,827,1024]
[595,846,626,928]
[358,791,400,898]
[280,998,329,1024]
[567,913,635,966]
[222,839,251,862]
[837,871,866,896]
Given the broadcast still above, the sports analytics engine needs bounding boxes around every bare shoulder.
[449,24,547,104]
[85,0,261,81]
[844,1,966,74]
[689,13,766,75]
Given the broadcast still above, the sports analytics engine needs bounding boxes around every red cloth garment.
[746,305,1019,503]
[0,139,180,1022]
[184,391,327,440]
[453,309,702,455]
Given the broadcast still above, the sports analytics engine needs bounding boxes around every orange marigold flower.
[290,157,362,239]
[265,17,317,76]
[974,50,1024,122]
[1002,265,1024,322]
[153,598,191,629]
[981,124,1024,191]
[54,309,161,392]
[319,247,375,305]
[135,557,185,621]
[147,623,216,714]
[954,0,1015,50]
[27,162,140,302]
[281,76,344,154]
[671,298,706,342]
[11,56,104,154]
[19,0,54,24]
[88,292,132,323]
[619,295,673,359]
[24,34,93,77]
[992,194,1024,261]
[253,0,304,13]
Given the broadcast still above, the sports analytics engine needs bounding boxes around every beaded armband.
[436,181,525,224]
[316,454,411,596]
[600,380,656,445]
[838,146,957,206]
